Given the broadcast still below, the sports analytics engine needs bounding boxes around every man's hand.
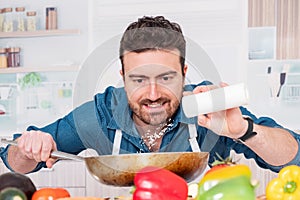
[15,130,58,168]
[193,82,248,139]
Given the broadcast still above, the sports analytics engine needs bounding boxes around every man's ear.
[120,69,125,81]
[183,64,188,77]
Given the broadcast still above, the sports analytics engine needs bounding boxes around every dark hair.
[119,16,186,74]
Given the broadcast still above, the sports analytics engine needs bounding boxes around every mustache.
[139,98,169,105]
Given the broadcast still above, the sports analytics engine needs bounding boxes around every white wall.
[88,0,248,92]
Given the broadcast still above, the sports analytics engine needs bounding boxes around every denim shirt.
[1,84,300,173]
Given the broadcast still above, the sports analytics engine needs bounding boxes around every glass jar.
[0,48,8,68]
[15,7,26,32]
[7,47,21,67]
[0,9,4,32]
[3,8,13,32]
[46,7,57,30]
[26,11,37,31]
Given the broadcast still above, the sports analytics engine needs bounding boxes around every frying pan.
[1,139,209,186]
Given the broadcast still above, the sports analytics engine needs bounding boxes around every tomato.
[204,164,228,175]
[32,188,70,200]
[204,154,236,176]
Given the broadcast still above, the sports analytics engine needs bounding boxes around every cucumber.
[0,187,27,200]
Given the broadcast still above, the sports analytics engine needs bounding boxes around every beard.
[129,97,180,126]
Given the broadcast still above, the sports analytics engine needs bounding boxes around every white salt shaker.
[182,83,249,118]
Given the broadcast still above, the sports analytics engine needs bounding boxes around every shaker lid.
[16,7,25,12]
[26,11,37,16]
[3,8,13,13]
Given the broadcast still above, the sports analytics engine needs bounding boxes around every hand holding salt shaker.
[182,83,249,118]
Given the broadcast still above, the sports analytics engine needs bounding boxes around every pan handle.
[50,151,84,161]
[1,138,84,161]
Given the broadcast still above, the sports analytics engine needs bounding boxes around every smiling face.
[121,50,187,126]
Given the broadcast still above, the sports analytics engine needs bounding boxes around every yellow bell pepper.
[199,164,252,185]
[266,165,300,200]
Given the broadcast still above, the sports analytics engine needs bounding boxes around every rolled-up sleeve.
[231,107,300,172]
[277,129,300,167]
[0,145,14,171]
[0,134,47,173]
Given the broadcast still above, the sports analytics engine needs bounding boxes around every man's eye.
[162,76,170,81]
[161,76,173,82]
[133,79,144,83]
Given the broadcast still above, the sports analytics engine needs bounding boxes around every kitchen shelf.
[0,29,80,38]
[256,72,300,77]
[0,65,80,74]
[0,113,12,117]
[248,59,276,63]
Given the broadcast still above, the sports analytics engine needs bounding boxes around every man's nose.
[147,81,161,101]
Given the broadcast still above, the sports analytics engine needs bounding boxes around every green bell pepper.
[197,164,256,200]
[197,175,256,200]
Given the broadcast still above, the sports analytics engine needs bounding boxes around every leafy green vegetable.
[18,72,42,90]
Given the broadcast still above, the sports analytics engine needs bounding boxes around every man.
[1,16,299,174]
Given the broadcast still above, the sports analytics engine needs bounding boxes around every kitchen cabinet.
[276,0,300,59]
[248,0,300,60]
[248,0,276,60]
[248,0,276,27]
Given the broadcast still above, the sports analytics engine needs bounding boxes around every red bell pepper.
[133,166,188,200]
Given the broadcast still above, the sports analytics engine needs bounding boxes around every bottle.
[0,48,8,68]
[3,8,13,32]
[15,7,26,32]
[0,9,4,32]
[182,83,249,118]
[26,11,37,31]
[7,47,21,67]
[46,7,57,30]
[64,83,72,98]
